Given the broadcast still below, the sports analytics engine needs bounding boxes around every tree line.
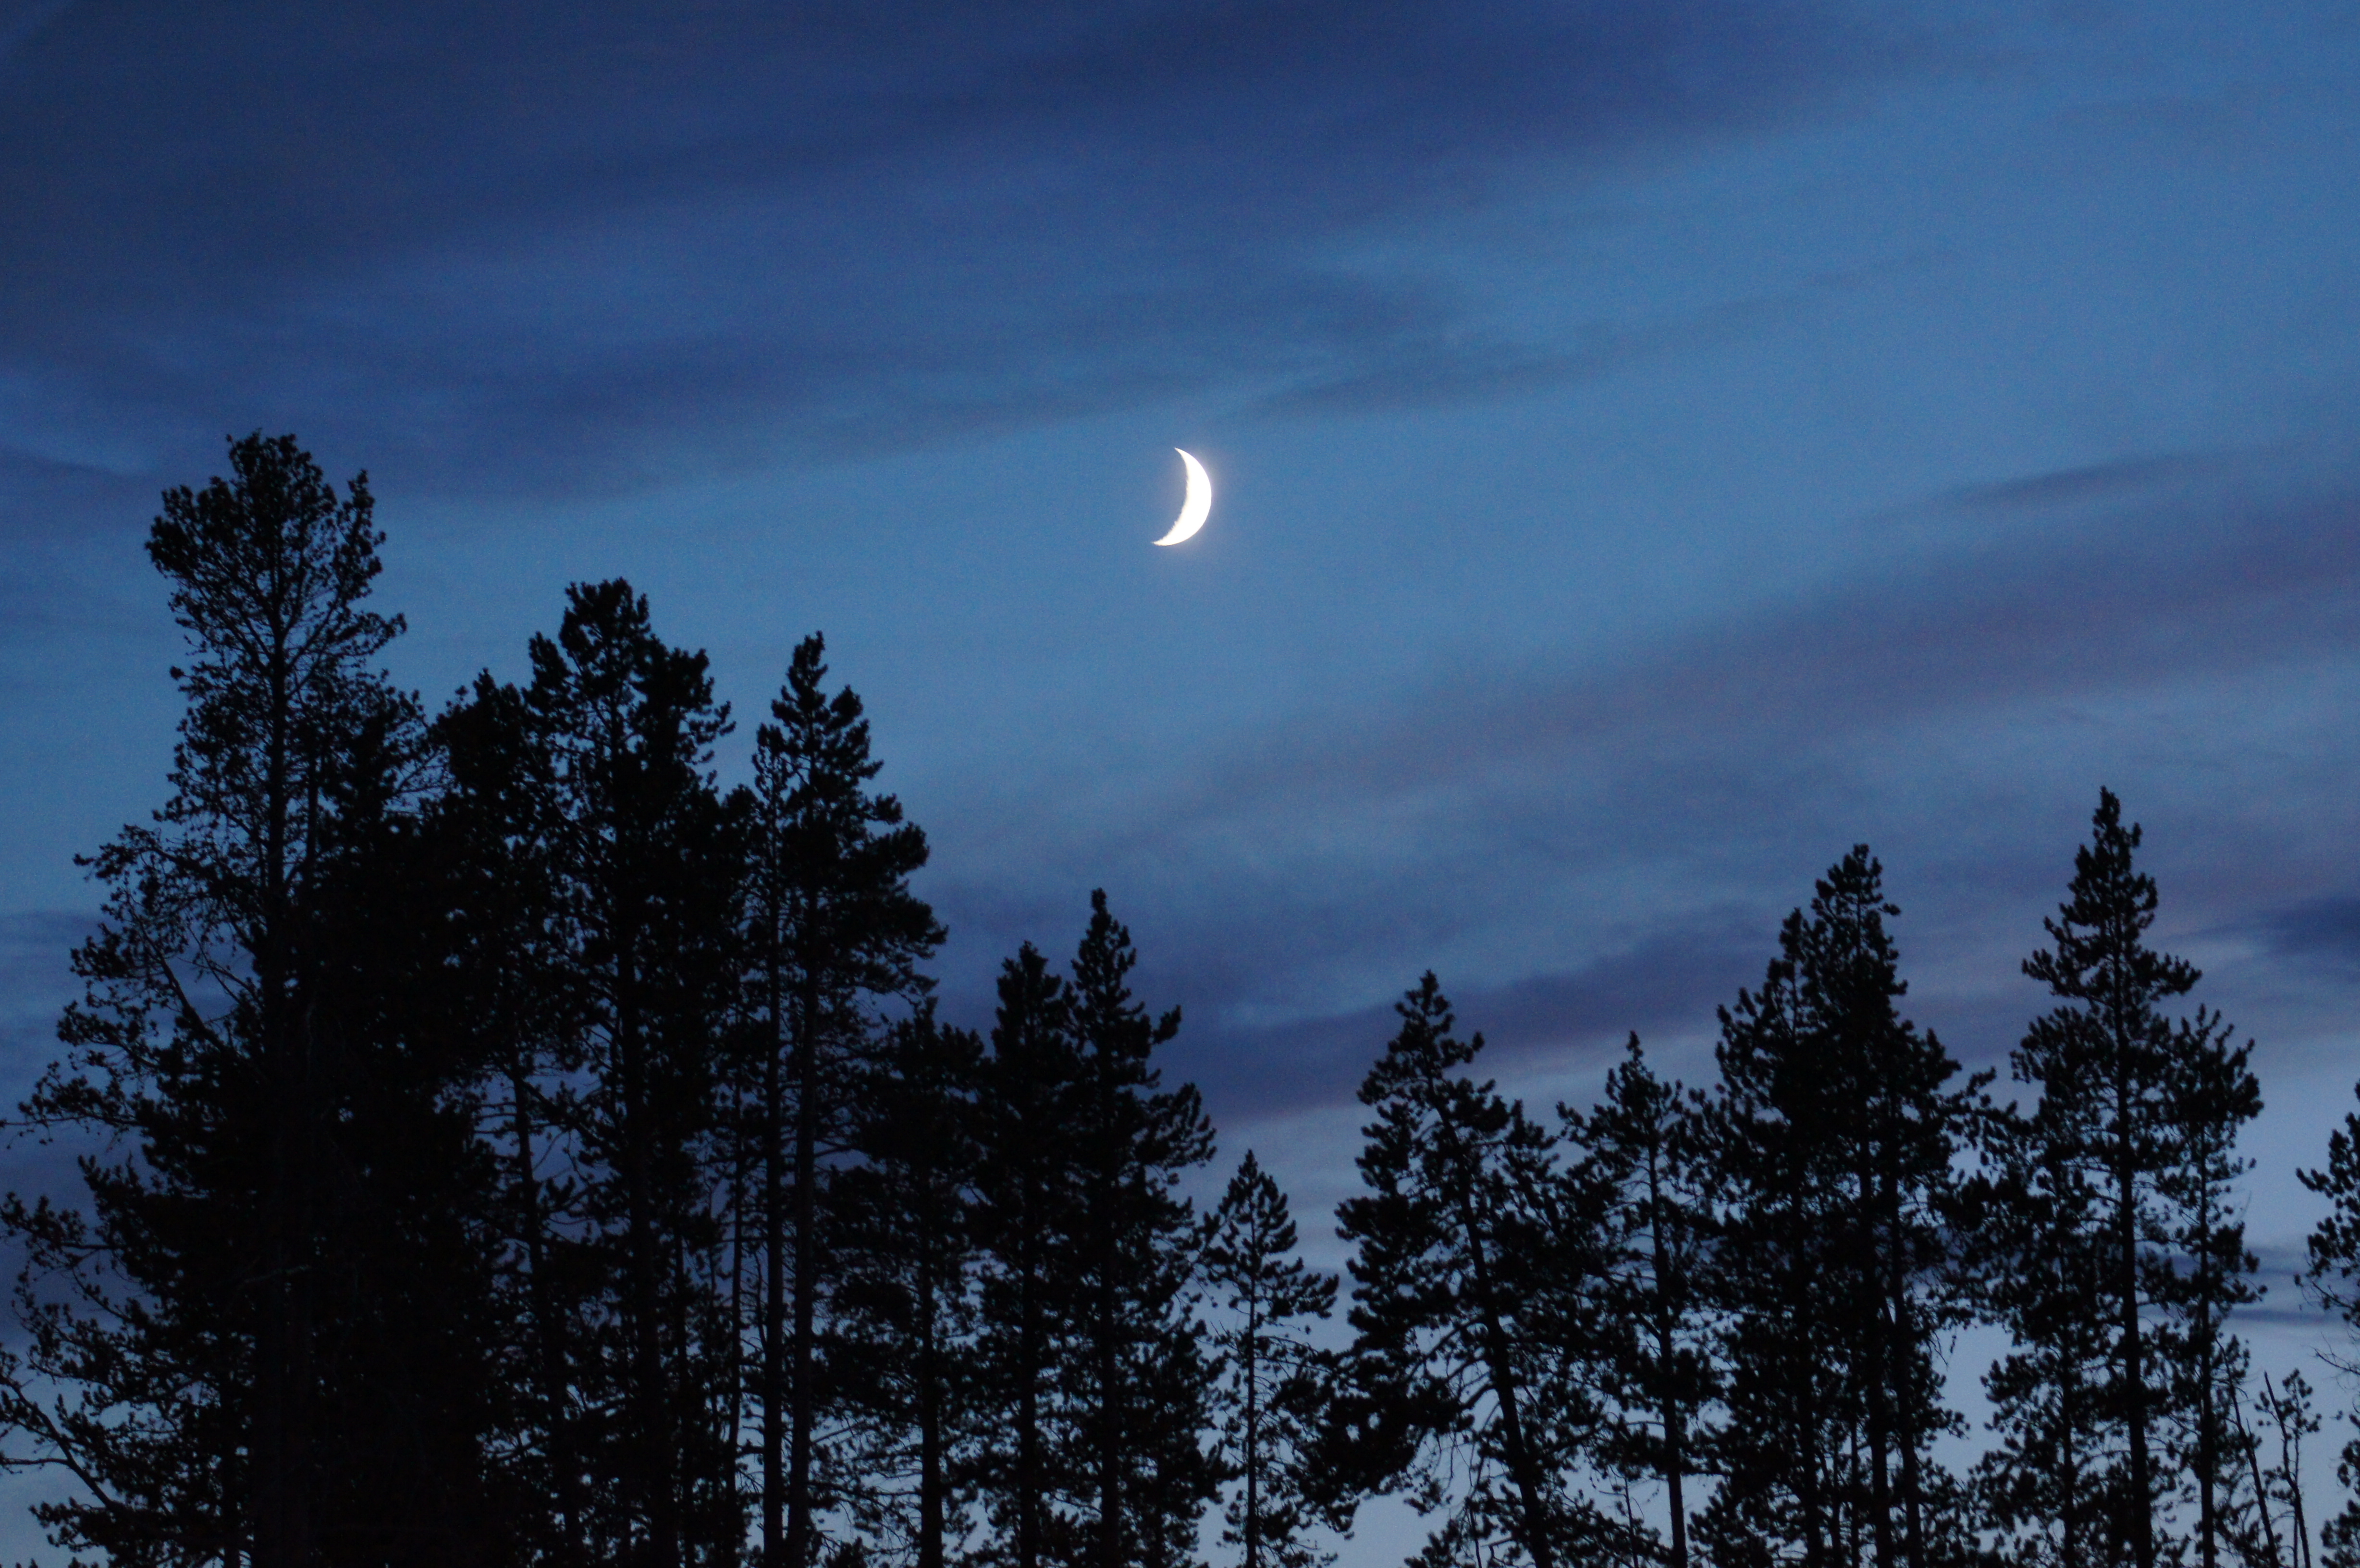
[7,435,2360,1568]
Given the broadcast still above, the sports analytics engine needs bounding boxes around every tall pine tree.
[1987,790,2253,1568]
[1205,1152,1338,1568]
[0,435,513,1567]
[1703,848,1979,1568]
[522,580,747,1566]
[1332,974,1572,1568]
[832,1006,985,1568]
[741,634,940,1568]
[1066,891,1218,1568]
[1562,1036,1720,1568]
[973,944,1085,1568]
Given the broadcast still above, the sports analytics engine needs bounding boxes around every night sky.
[5,0,2360,1553]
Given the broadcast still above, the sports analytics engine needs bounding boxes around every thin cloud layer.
[918,448,2360,1116]
[0,0,1887,495]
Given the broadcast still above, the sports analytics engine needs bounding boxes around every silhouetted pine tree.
[2156,1007,2262,1568]
[0,435,515,1567]
[740,634,941,1568]
[1701,848,1979,1568]
[522,580,747,1566]
[973,944,1086,1568]
[1066,890,1219,1568]
[1205,1151,1338,1568]
[832,1006,985,1568]
[1332,974,1573,1568]
[434,667,602,1563]
[1971,1114,2116,1568]
[2298,1080,2360,1568]
[1562,1035,1720,1568]
[1988,790,2222,1568]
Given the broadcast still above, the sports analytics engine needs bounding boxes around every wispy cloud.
[920,448,2360,1110]
[0,0,1898,497]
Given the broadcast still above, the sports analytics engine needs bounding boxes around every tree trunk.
[762,943,787,1567]
[787,973,821,1568]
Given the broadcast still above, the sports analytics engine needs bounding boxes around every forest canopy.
[2,435,2357,1568]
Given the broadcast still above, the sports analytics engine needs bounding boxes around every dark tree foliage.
[971,945,1085,1568]
[2157,1008,2262,1568]
[0,434,512,1567]
[1972,1108,2115,1568]
[10,446,2339,1568]
[2299,1083,2360,1568]
[1331,974,1578,1568]
[740,634,941,1568]
[1065,891,1218,1568]
[1702,848,1981,1568]
[520,581,747,1567]
[433,667,600,1564]
[831,1007,983,1568]
[1205,1151,1338,1568]
[1562,1036,1720,1568]
[1986,790,2256,1568]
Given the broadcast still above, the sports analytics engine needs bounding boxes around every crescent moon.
[1153,449,1212,546]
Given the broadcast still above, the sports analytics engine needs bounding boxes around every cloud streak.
[0,0,1895,496]
[919,447,2360,1112]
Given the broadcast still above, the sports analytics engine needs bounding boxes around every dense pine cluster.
[7,436,2360,1568]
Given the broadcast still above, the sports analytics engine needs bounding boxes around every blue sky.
[3,0,2360,1552]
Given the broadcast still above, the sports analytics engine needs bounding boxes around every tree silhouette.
[522,580,746,1565]
[973,943,1085,1568]
[832,1006,984,1568]
[0,434,515,1566]
[1333,974,1570,1568]
[1990,790,2225,1568]
[1205,1151,1338,1568]
[1703,848,1979,1568]
[741,633,941,1568]
[1563,1035,1720,1568]
[1066,890,1218,1568]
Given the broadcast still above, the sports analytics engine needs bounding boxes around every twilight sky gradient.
[4,0,2360,1552]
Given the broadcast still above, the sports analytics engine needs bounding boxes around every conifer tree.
[832,1006,984,1568]
[1971,1115,2115,1568]
[434,667,599,1561]
[1066,890,1219,1568]
[1703,848,1979,1568]
[0,435,513,1567]
[2158,1009,2262,1568]
[1990,790,2240,1568]
[2298,1083,2360,1568]
[1332,974,1571,1568]
[1562,1036,1719,1568]
[522,580,747,1566]
[741,634,941,1568]
[973,944,1086,1568]
[1205,1151,1339,1568]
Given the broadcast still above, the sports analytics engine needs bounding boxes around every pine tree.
[2298,1080,2360,1568]
[1066,890,1219,1568]
[0,435,514,1566]
[2156,1008,2262,1568]
[1702,848,1979,1568]
[1205,1152,1338,1568]
[832,1007,985,1568]
[1332,974,1571,1568]
[434,667,600,1563]
[973,944,1086,1568]
[1562,1036,1719,1568]
[741,634,941,1568]
[1971,1113,2115,1568]
[522,580,747,1566]
[1989,790,2227,1568]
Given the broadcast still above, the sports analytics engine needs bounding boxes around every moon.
[1153,449,1212,546]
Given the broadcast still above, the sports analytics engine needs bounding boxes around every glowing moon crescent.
[1154,449,1212,546]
